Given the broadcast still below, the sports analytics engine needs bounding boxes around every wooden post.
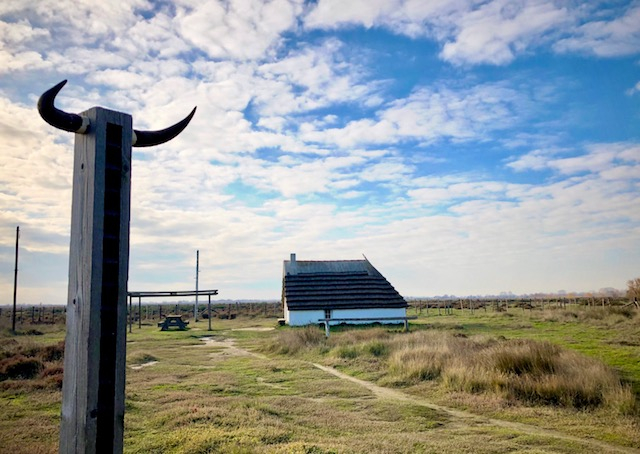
[138,296,142,329]
[11,226,19,334]
[194,250,199,322]
[59,108,132,454]
[207,294,212,331]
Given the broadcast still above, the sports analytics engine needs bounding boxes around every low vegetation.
[0,337,64,390]
[1,303,639,453]
[267,325,636,414]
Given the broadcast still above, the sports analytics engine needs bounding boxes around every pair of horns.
[37,80,196,147]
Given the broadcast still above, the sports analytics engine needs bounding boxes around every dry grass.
[0,339,64,391]
[381,332,636,412]
[1,312,639,452]
[264,326,326,355]
[267,323,636,415]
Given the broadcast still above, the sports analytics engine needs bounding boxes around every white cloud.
[439,0,570,65]
[304,0,401,29]
[626,80,640,96]
[254,38,382,116]
[175,0,303,60]
[0,97,73,255]
[300,82,526,148]
[305,1,639,65]
[507,143,640,175]
[554,5,640,57]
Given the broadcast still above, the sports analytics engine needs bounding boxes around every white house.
[281,253,408,326]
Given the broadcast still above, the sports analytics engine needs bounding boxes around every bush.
[129,352,158,365]
[365,341,389,357]
[492,340,558,376]
[386,332,634,411]
[335,346,359,359]
[39,342,65,362]
[265,326,325,355]
[0,355,43,380]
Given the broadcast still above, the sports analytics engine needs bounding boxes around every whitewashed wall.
[285,307,406,326]
[330,308,406,324]
[286,309,325,326]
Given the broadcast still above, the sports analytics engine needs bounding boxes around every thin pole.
[207,294,212,331]
[194,250,199,322]
[138,296,142,329]
[12,226,19,334]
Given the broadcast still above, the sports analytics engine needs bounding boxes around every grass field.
[1,304,639,453]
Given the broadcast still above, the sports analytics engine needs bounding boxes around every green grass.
[1,308,639,453]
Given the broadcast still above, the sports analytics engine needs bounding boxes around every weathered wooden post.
[38,80,195,454]
[12,226,19,334]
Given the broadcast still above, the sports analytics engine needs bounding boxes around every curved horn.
[132,107,197,147]
[37,80,90,133]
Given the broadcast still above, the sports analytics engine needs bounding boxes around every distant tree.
[627,277,640,306]
[598,287,623,298]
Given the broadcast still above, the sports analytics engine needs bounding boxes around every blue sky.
[1,0,639,305]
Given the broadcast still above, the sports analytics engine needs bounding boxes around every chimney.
[290,253,296,263]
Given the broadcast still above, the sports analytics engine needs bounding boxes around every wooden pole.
[138,296,142,329]
[11,226,19,334]
[59,108,132,454]
[207,294,212,331]
[194,250,199,322]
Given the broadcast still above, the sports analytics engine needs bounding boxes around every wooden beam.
[59,108,132,454]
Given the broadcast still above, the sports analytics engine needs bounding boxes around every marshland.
[1,301,639,453]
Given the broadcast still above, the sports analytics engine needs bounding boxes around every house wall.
[285,307,407,326]
[330,307,406,325]
[286,309,325,326]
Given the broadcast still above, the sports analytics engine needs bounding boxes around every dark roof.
[282,257,407,311]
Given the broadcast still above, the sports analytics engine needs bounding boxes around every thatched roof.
[282,255,407,311]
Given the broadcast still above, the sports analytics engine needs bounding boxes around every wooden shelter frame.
[127,289,218,331]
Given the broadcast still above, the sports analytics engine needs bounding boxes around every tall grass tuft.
[385,332,635,412]
[264,326,326,355]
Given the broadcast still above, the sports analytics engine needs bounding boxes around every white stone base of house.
[285,307,407,326]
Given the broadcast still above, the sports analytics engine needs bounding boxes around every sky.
[0,0,639,305]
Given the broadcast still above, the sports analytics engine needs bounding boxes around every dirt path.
[198,336,268,359]
[312,363,639,454]
[203,335,637,453]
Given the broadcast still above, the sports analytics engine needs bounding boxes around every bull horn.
[132,106,197,147]
[37,80,90,133]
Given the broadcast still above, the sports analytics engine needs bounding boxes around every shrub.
[365,341,389,357]
[129,352,157,365]
[385,332,634,411]
[39,342,65,362]
[0,355,43,380]
[491,340,558,376]
[334,346,359,359]
[265,326,325,355]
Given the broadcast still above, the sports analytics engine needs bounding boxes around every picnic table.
[158,315,189,331]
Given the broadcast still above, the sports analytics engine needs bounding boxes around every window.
[324,309,331,320]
